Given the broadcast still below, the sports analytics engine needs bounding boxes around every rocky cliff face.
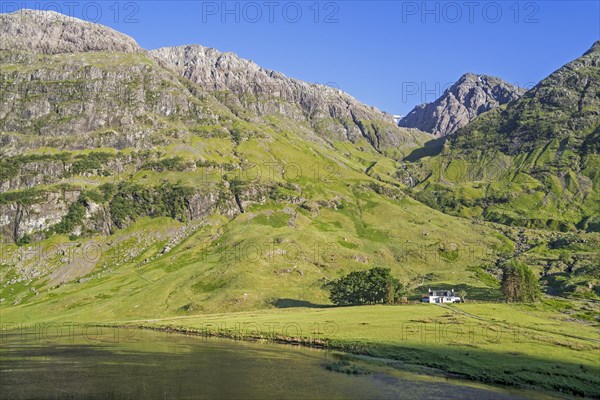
[0,9,424,157]
[0,51,211,152]
[399,73,525,137]
[0,10,142,54]
[0,191,76,240]
[0,11,215,155]
[151,45,419,150]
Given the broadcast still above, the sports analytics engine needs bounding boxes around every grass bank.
[100,303,600,398]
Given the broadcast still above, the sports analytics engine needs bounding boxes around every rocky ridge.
[0,10,423,155]
[151,45,417,150]
[399,73,525,137]
[0,9,142,54]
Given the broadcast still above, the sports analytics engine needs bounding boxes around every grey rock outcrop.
[0,191,78,240]
[151,45,417,150]
[0,52,208,145]
[0,9,142,54]
[399,73,525,137]
[0,11,211,155]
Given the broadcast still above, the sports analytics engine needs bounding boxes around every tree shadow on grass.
[270,298,333,309]
[541,272,572,296]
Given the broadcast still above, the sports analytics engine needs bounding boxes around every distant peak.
[0,9,142,54]
[399,73,524,136]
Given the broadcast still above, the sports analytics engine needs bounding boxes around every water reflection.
[0,328,550,399]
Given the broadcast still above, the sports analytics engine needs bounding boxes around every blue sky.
[3,1,599,114]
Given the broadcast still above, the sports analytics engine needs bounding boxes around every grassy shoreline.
[3,303,598,397]
[88,303,600,399]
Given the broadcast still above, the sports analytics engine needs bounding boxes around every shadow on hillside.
[542,272,576,296]
[270,298,333,309]
[403,137,446,162]
[409,284,503,302]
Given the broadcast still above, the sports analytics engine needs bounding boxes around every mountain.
[398,73,525,137]
[406,42,600,233]
[0,10,597,320]
[452,42,600,155]
[0,10,425,157]
[0,10,487,315]
[151,46,419,151]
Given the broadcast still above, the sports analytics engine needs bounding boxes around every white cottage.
[422,288,462,303]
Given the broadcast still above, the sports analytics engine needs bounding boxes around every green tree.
[501,260,541,302]
[327,267,404,306]
[53,199,86,235]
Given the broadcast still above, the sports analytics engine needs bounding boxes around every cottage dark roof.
[427,289,455,297]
